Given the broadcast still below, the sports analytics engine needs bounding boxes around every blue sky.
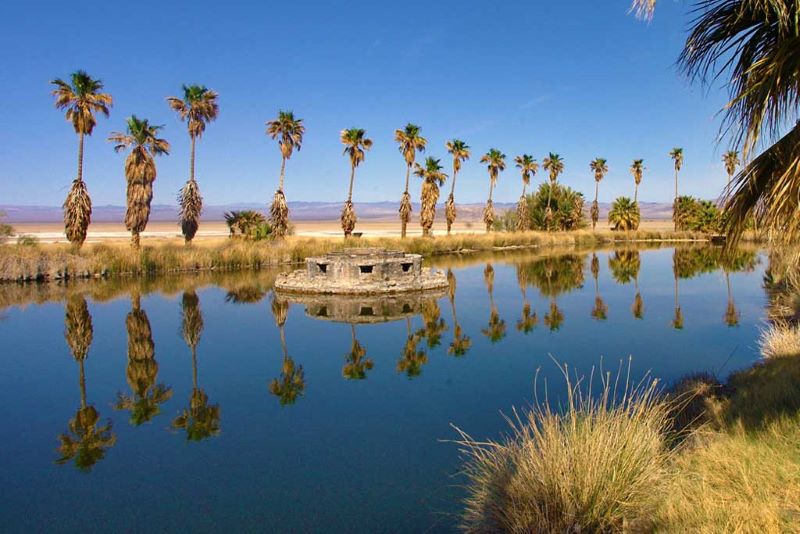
[1,0,733,207]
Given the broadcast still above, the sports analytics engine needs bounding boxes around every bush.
[523,183,585,231]
[609,197,640,231]
[491,209,518,232]
[674,196,721,233]
[0,211,14,244]
[456,363,674,532]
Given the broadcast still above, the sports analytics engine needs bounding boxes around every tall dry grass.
[455,362,675,533]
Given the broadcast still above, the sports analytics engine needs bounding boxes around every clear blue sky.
[1,0,732,207]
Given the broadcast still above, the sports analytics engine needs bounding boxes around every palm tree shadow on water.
[114,291,173,426]
[57,295,116,471]
[172,291,220,440]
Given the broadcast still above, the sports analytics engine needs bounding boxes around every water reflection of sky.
[0,246,768,532]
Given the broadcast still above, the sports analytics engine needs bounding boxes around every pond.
[0,245,768,532]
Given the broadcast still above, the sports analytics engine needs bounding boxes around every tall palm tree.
[722,150,739,188]
[51,70,113,247]
[167,84,219,244]
[266,110,305,238]
[340,128,373,238]
[108,116,170,249]
[58,296,116,471]
[444,139,470,235]
[481,264,506,342]
[414,157,448,237]
[268,294,305,405]
[173,291,220,440]
[343,324,373,379]
[542,153,565,229]
[395,124,427,238]
[115,291,172,425]
[589,158,609,230]
[630,159,645,204]
[480,149,506,233]
[446,269,472,356]
[514,154,538,231]
[677,0,800,245]
[670,148,684,230]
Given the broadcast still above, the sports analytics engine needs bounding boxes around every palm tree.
[481,264,506,342]
[630,159,645,204]
[115,291,172,425]
[108,116,170,248]
[670,148,684,230]
[722,150,739,188]
[514,155,538,231]
[268,294,305,405]
[340,128,373,238]
[677,1,800,245]
[266,110,305,238]
[444,139,470,235]
[58,296,116,471]
[415,157,448,237]
[480,149,506,233]
[446,269,472,356]
[172,291,221,440]
[589,158,609,230]
[51,70,113,247]
[167,85,218,244]
[608,197,640,231]
[542,153,565,229]
[398,317,427,378]
[395,124,427,238]
[590,253,608,321]
[343,324,373,379]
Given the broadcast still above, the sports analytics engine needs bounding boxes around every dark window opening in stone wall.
[360,265,374,274]
[401,263,412,272]
[317,263,328,273]
[359,306,374,316]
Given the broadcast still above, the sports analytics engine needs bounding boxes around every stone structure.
[274,248,448,295]
[274,291,445,324]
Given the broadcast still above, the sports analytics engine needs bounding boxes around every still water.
[0,246,767,532]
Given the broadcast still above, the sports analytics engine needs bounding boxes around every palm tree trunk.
[547,181,553,210]
[131,230,140,249]
[634,184,639,203]
[77,132,85,183]
[278,157,286,192]
[404,164,411,194]
[488,181,494,202]
[450,168,458,196]
[594,181,599,206]
[190,135,196,183]
[725,270,732,302]
[280,325,288,360]
[674,168,679,231]
[347,166,356,202]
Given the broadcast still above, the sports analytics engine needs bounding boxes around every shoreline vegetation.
[0,229,744,283]
[456,251,800,532]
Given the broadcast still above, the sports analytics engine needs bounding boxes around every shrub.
[524,183,585,231]
[0,211,14,244]
[492,209,518,232]
[608,197,640,231]
[456,363,674,532]
[224,210,273,240]
[674,196,721,233]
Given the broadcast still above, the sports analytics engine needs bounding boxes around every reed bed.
[0,229,713,282]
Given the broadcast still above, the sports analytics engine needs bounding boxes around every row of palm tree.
[52,71,745,246]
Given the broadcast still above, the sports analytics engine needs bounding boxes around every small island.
[274,248,448,295]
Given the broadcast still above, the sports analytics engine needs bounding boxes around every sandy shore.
[10,219,675,244]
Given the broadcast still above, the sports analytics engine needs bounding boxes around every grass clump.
[761,321,800,359]
[455,362,674,533]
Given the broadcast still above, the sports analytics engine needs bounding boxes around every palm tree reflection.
[482,264,507,342]
[590,253,608,321]
[609,249,644,319]
[268,294,306,405]
[418,299,448,348]
[515,266,538,334]
[57,295,116,471]
[398,317,427,377]
[172,291,220,440]
[343,324,373,379]
[447,270,472,356]
[115,292,172,425]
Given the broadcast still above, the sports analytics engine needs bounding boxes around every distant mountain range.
[0,201,675,223]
